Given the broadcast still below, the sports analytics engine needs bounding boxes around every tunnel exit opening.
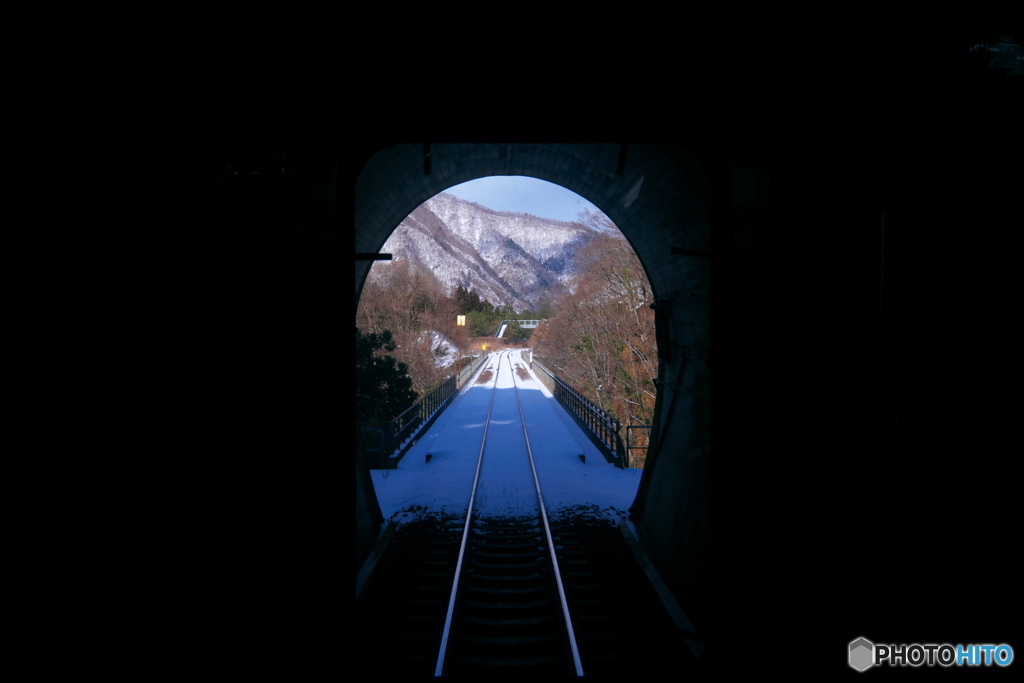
[356,175,661,475]
[353,142,716,636]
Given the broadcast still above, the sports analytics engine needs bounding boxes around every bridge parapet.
[529,356,626,468]
[363,354,489,468]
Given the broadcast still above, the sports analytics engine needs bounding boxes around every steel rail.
[505,352,585,676]
[433,351,505,677]
[434,350,584,677]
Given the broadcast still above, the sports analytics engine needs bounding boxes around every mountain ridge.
[372,192,603,312]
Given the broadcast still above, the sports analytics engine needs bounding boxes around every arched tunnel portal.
[136,34,1018,670]
[353,140,729,634]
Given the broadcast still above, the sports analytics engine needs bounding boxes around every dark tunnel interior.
[95,19,1021,674]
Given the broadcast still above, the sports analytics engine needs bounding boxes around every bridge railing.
[387,374,456,457]
[456,352,488,390]
[625,425,652,469]
[363,353,489,468]
[529,357,626,468]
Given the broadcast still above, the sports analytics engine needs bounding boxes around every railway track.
[434,350,582,676]
[354,350,701,676]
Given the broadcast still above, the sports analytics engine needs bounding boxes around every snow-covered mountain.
[374,192,600,312]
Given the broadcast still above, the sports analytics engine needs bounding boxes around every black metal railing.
[393,374,456,446]
[530,358,626,468]
[625,425,652,469]
[363,354,489,468]
[361,375,455,467]
[456,353,488,389]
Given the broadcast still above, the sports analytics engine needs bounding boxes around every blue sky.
[443,176,603,223]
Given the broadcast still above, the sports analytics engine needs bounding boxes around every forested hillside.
[356,257,547,397]
[529,211,657,465]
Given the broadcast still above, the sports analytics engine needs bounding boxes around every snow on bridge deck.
[369,349,642,523]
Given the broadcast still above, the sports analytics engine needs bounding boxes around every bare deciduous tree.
[357,258,458,397]
[532,217,657,465]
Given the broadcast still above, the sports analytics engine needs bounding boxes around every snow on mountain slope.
[375,193,599,312]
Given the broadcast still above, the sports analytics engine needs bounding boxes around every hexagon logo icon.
[849,637,874,672]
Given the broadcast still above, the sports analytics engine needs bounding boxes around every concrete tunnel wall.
[350,140,729,634]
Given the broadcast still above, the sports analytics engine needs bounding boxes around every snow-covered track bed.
[434,351,582,675]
